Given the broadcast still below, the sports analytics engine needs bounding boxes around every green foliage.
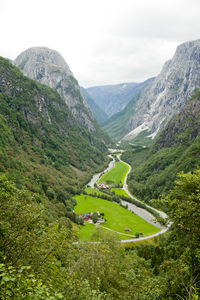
[102,93,141,140]
[98,161,129,185]
[122,135,200,203]
[0,56,111,222]
[0,263,63,299]
[74,194,160,240]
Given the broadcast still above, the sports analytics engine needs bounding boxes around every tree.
[155,169,200,299]
[92,212,99,224]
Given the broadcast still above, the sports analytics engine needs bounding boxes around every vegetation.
[0,57,111,224]
[1,170,200,299]
[122,90,200,203]
[102,93,141,140]
[110,188,129,197]
[74,194,160,240]
[0,56,200,299]
[98,161,129,185]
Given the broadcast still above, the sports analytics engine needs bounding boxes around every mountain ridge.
[13,47,97,132]
[122,39,200,140]
[86,78,154,118]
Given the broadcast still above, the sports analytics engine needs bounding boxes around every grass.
[74,194,160,241]
[110,188,130,198]
[84,187,111,198]
[98,161,129,185]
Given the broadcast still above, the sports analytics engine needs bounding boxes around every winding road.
[87,151,170,243]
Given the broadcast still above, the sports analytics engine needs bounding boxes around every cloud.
[0,0,200,87]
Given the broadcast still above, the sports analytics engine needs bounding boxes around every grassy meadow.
[98,161,129,185]
[74,194,160,241]
[110,188,130,197]
[84,187,111,198]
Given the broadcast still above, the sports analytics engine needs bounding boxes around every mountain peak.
[13,47,96,131]
[122,38,200,140]
[14,46,71,71]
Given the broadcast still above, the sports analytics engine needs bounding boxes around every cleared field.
[84,187,111,198]
[98,161,129,185]
[74,194,160,241]
[111,188,129,198]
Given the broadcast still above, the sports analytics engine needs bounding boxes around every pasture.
[98,161,129,185]
[74,194,160,241]
[110,188,130,198]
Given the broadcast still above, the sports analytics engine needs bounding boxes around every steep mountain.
[86,78,154,118]
[0,57,110,221]
[122,90,200,203]
[81,87,108,125]
[102,92,145,141]
[122,39,200,141]
[13,47,99,133]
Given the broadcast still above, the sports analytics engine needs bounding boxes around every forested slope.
[122,90,200,202]
[0,57,110,221]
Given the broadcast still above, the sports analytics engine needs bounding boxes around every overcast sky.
[0,0,200,87]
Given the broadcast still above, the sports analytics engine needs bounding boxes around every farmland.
[98,161,129,185]
[110,188,129,198]
[74,194,160,241]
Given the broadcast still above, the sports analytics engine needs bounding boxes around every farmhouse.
[99,182,108,189]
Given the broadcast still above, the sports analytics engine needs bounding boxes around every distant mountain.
[102,91,147,141]
[81,88,108,125]
[122,39,200,141]
[122,90,200,203]
[13,47,98,133]
[86,78,154,118]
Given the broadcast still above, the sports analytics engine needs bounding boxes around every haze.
[0,0,200,87]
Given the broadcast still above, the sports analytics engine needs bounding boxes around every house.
[82,213,91,221]
[99,182,108,189]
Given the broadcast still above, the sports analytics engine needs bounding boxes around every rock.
[123,39,200,140]
[13,47,96,132]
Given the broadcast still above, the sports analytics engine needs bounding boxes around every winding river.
[87,150,169,243]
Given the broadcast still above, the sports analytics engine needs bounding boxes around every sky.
[0,0,200,87]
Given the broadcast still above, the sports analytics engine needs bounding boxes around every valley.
[0,38,200,299]
[74,151,166,242]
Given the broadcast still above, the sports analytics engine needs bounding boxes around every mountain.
[86,78,154,118]
[122,90,200,203]
[102,91,146,141]
[0,57,110,221]
[122,39,200,141]
[13,47,98,133]
[81,87,108,125]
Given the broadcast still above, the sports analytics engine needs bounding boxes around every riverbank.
[84,150,169,243]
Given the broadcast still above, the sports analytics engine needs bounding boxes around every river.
[86,150,169,242]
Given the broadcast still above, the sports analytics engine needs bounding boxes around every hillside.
[104,39,200,142]
[81,87,108,124]
[122,90,200,203]
[102,93,141,140]
[0,57,110,221]
[86,78,154,118]
[13,47,110,137]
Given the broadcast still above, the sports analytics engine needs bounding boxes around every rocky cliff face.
[155,91,200,150]
[123,39,200,140]
[13,47,96,132]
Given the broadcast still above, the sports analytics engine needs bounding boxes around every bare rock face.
[123,39,200,140]
[13,47,95,132]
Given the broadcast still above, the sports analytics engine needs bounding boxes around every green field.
[84,187,111,198]
[111,188,130,198]
[98,161,129,185]
[74,194,160,241]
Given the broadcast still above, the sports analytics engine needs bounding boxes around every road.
[117,154,169,243]
[86,150,170,243]
[87,155,115,188]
